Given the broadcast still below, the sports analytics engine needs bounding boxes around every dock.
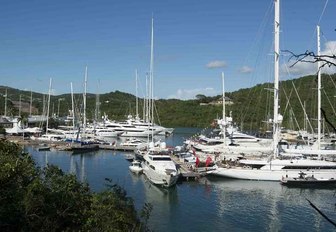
[98,144,136,152]
[172,156,207,181]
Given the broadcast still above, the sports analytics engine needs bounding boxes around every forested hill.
[0,73,335,131]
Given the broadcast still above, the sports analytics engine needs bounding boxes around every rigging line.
[281,87,302,133]
[322,88,336,117]
[236,2,273,124]
[240,0,273,67]
[317,0,329,25]
[320,31,336,79]
[290,80,314,133]
[153,102,161,126]
[328,74,336,89]
[282,86,292,114]
[283,62,314,133]
[305,0,330,55]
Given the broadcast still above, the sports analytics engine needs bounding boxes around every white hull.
[210,167,336,181]
[283,148,336,156]
[129,161,143,174]
[120,130,159,137]
[141,153,179,187]
[95,131,123,138]
[34,133,65,141]
[142,165,179,187]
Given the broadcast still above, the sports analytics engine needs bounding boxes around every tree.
[0,140,151,231]
[285,50,336,70]
[195,94,206,100]
[284,49,336,131]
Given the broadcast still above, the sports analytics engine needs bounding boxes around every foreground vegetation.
[0,140,151,231]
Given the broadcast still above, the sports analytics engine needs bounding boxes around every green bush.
[0,140,151,231]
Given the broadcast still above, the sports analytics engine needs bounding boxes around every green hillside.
[0,73,335,132]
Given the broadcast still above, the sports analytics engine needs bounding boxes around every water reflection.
[23,128,336,232]
[205,176,336,231]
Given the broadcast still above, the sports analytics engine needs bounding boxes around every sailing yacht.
[281,26,336,158]
[210,0,336,181]
[187,73,273,156]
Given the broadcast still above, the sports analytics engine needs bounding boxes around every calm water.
[25,128,336,232]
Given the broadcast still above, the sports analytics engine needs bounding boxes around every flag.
[205,156,212,167]
[195,156,200,167]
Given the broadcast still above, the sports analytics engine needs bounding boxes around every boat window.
[152,157,171,161]
[150,165,155,170]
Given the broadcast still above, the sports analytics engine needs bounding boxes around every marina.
[22,127,336,231]
[1,0,336,231]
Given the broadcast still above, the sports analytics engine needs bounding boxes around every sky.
[0,0,335,99]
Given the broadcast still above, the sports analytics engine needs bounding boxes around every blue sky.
[0,0,335,99]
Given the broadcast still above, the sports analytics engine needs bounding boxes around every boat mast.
[150,16,154,127]
[149,16,154,140]
[135,69,139,120]
[317,25,321,158]
[30,90,33,116]
[4,89,7,117]
[273,0,280,159]
[71,82,75,130]
[143,73,149,123]
[95,80,100,124]
[19,94,21,117]
[222,72,226,146]
[46,78,52,135]
[83,66,88,140]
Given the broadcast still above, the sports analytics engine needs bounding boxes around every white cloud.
[281,60,316,76]
[168,87,217,100]
[283,40,336,76]
[239,66,253,74]
[321,41,336,74]
[206,60,227,69]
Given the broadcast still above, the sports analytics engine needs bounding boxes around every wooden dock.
[172,157,204,181]
[98,144,136,152]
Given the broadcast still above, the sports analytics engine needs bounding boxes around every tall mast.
[222,72,225,122]
[135,69,139,119]
[83,66,88,139]
[150,16,154,126]
[317,25,321,157]
[222,72,226,146]
[19,94,21,117]
[95,80,100,123]
[42,94,45,118]
[46,78,52,135]
[4,89,7,117]
[145,73,149,122]
[30,90,33,116]
[273,0,280,159]
[71,82,75,130]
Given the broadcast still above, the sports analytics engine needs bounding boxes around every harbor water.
[25,128,336,231]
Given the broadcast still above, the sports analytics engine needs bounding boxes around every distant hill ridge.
[0,73,335,130]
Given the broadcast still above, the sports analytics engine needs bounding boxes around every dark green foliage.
[85,178,151,231]
[1,73,336,131]
[0,140,38,231]
[23,166,92,231]
[0,125,5,135]
[0,140,150,231]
